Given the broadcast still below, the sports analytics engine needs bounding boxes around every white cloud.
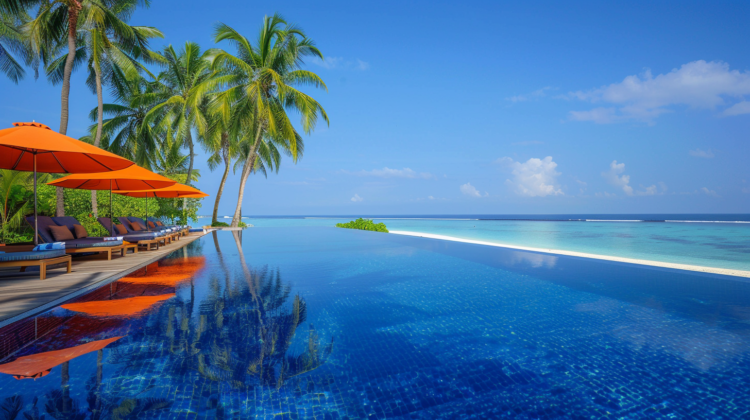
[595,191,617,198]
[428,196,435,200]
[346,167,434,179]
[689,148,715,158]
[700,187,719,197]
[602,160,661,196]
[496,156,563,197]
[506,87,552,102]
[569,60,750,123]
[723,101,750,116]
[356,59,370,70]
[460,183,482,197]
[311,56,369,71]
[602,160,635,195]
[350,194,363,202]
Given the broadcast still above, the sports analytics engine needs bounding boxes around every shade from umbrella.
[0,336,122,380]
[48,165,178,236]
[0,122,135,245]
[61,294,174,318]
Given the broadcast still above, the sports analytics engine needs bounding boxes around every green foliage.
[211,16,329,224]
[335,218,388,233]
[237,221,247,228]
[211,221,229,227]
[0,169,33,243]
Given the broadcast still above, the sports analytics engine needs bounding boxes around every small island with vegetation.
[336,218,389,233]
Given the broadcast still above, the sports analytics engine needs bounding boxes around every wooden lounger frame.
[65,244,130,261]
[135,238,161,251]
[0,255,72,280]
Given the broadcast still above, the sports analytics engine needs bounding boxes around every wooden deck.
[0,232,207,328]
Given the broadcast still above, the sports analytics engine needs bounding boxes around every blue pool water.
[1,228,749,419]
[199,215,750,271]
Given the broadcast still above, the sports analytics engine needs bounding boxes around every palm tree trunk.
[230,125,262,227]
[91,65,104,217]
[56,0,82,217]
[212,156,230,225]
[183,129,195,225]
[230,147,257,227]
[185,129,195,185]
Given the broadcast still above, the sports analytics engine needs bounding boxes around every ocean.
[195,215,750,272]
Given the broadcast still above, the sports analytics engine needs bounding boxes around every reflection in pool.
[0,227,749,419]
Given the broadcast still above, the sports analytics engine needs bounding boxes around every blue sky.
[2,0,749,215]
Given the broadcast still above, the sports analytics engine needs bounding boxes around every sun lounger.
[97,218,167,250]
[25,216,124,260]
[0,250,72,280]
[97,217,161,241]
[118,217,173,245]
[128,217,180,241]
[147,217,189,236]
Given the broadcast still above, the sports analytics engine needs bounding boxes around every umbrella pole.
[146,197,149,232]
[109,180,113,237]
[33,153,38,246]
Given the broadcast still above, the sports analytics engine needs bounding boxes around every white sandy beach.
[390,230,750,279]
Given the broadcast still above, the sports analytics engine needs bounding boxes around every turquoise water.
[197,215,750,271]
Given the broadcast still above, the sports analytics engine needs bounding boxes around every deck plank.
[0,232,206,327]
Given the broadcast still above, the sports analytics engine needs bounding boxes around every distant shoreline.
[389,230,750,279]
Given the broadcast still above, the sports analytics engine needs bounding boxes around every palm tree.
[23,0,154,216]
[83,67,165,168]
[203,112,239,225]
[146,42,216,189]
[153,127,199,183]
[73,5,163,216]
[0,3,29,83]
[209,15,328,227]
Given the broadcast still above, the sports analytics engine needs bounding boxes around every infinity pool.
[0,228,748,419]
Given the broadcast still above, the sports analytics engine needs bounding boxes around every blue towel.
[33,242,66,251]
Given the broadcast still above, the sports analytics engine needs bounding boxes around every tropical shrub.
[212,221,230,227]
[335,218,388,233]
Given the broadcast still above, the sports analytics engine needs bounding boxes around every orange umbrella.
[61,294,174,318]
[48,165,177,236]
[0,336,122,380]
[0,123,133,173]
[115,183,209,198]
[0,122,134,244]
[114,184,208,231]
[48,165,176,190]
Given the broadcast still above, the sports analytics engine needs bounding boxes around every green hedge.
[2,183,202,244]
[335,218,388,233]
